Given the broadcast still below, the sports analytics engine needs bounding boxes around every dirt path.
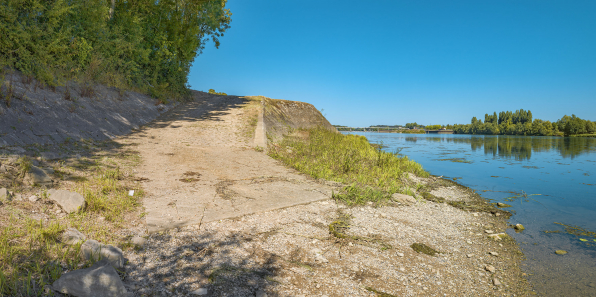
[118,93,333,233]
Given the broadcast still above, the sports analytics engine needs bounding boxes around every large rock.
[0,188,11,202]
[48,189,86,213]
[392,193,417,205]
[62,228,87,245]
[52,259,129,297]
[81,240,126,269]
[24,165,53,186]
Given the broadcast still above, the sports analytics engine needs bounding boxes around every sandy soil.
[116,93,533,296]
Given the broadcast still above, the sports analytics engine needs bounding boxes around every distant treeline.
[451,109,595,137]
[0,0,231,100]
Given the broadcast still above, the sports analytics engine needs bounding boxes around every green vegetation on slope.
[0,0,231,100]
[452,109,595,137]
[268,128,428,206]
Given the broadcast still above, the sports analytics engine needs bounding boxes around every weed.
[410,242,440,256]
[15,157,32,177]
[64,86,72,101]
[365,286,398,297]
[1,76,14,107]
[329,211,392,250]
[80,84,95,98]
[269,128,428,205]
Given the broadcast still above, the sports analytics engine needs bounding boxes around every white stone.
[191,288,208,295]
[48,189,85,213]
[80,240,125,269]
[391,193,416,205]
[52,259,128,297]
[62,228,87,245]
[128,190,134,196]
[131,236,147,248]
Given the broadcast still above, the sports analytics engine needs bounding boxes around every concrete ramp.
[120,94,338,233]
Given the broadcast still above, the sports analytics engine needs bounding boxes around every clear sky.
[188,0,596,127]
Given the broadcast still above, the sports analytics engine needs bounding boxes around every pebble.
[466,240,472,244]
[485,265,496,273]
[493,278,501,286]
[472,213,479,217]
[555,250,567,255]
[256,289,267,297]
[191,288,208,295]
[467,254,474,258]
[489,252,498,256]
[29,195,39,202]
[396,252,404,257]
[484,230,494,234]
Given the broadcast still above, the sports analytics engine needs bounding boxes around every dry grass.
[0,141,145,296]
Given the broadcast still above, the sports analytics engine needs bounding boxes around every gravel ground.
[123,176,532,296]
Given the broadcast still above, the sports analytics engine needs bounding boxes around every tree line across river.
[336,109,594,137]
[449,109,595,137]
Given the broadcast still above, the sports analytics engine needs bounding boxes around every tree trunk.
[109,0,115,19]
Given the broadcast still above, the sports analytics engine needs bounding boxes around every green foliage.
[0,0,232,99]
[453,109,593,136]
[268,128,428,205]
[208,88,227,95]
[405,122,418,129]
[425,124,442,130]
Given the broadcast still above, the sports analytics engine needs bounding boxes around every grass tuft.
[268,128,428,205]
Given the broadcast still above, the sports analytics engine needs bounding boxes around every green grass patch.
[410,242,440,256]
[268,128,428,206]
[0,140,145,295]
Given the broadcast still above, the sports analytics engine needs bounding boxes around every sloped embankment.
[260,97,337,143]
[0,71,179,149]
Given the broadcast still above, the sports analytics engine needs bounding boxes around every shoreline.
[0,94,533,296]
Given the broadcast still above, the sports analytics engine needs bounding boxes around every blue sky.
[188,0,596,127]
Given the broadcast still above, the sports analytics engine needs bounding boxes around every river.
[342,132,596,296]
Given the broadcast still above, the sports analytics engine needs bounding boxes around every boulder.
[392,193,417,205]
[62,228,87,245]
[81,240,126,269]
[0,188,12,202]
[24,165,53,186]
[48,189,85,213]
[52,259,129,297]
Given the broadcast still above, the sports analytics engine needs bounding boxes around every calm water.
[343,132,596,296]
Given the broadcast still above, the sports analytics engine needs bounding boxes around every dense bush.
[0,0,231,100]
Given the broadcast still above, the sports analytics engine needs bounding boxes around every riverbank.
[0,91,533,296]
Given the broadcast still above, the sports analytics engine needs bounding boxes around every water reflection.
[414,136,596,160]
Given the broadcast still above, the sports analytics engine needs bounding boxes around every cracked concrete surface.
[117,93,334,233]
